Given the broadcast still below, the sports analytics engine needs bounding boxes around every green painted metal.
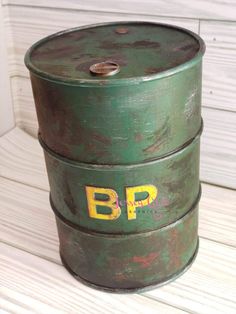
[56,202,199,292]
[25,21,205,164]
[25,21,205,292]
[41,125,201,233]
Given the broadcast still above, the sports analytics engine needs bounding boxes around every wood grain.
[2,0,236,21]
[199,183,236,247]
[0,3,15,136]
[1,243,186,314]
[11,76,37,136]
[0,177,59,262]
[201,107,236,189]
[200,21,236,112]
[0,127,49,190]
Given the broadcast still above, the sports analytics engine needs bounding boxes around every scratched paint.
[25,21,205,292]
[56,203,199,291]
[26,21,205,164]
[43,130,201,234]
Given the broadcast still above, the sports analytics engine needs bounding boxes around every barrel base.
[60,238,199,294]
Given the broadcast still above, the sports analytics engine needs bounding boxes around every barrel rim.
[38,118,203,167]
[39,118,203,169]
[24,21,206,87]
[59,239,199,293]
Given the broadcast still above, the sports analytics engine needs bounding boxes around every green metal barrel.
[25,21,205,292]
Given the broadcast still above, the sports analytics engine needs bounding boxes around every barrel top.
[25,21,205,86]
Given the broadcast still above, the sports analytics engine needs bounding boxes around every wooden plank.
[1,243,184,314]
[199,183,236,247]
[4,5,199,78]
[2,0,236,21]
[0,177,59,262]
[201,107,236,189]
[11,76,37,136]
[0,127,49,190]
[0,4,15,136]
[201,21,236,112]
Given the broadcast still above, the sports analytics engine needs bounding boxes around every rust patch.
[134,133,143,142]
[91,133,111,145]
[109,252,158,271]
[31,74,113,161]
[38,64,72,77]
[132,40,160,48]
[160,197,170,207]
[32,46,79,59]
[115,27,129,34]
[169,152,193,170]
[173,41,199,60]
[168,229,181,269]
[163,181,182,193]
[179,43,198,52]
[99,40,160,49]
[144,66,166,74]
[152,212,163,222]
[132,252,159,268]
[71,53,93,61]
[115,272,127,282]
[143,119,170,154]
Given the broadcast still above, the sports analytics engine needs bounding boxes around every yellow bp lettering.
[126,185,158,220]
[85,186,121,220]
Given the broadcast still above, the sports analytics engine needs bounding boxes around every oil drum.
[25,21,205,292]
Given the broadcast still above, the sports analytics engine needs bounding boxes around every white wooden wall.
[0,2,14,136]
[1,0,236,189]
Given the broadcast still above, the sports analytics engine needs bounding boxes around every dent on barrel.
[107,251,160,286]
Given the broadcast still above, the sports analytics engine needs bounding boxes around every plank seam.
[199,236,236,249]
[200,180,236,191]
[4,2,236,23]
[141,293,197,314]
[2,3,236,23]
[0,174,49,192]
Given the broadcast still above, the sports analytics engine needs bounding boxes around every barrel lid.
[25,21,205,86]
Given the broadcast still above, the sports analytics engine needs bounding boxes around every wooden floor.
[0,127,236,314]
